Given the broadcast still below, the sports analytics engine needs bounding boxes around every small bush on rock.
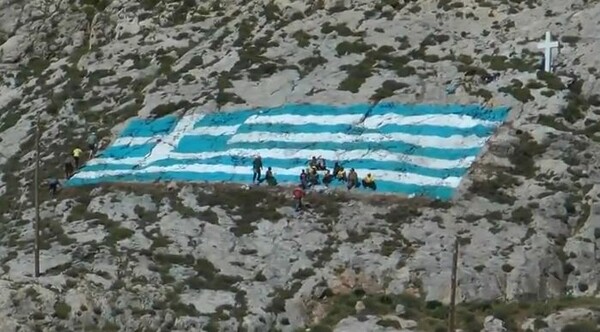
[196,186,287,236]
[511,207,533,224]
[298,55,328,76]
[536,71,565,90]
[338,58,375,93]
[509,131,547,177]
[292,30,311,47]
[150,100,193,117]
[54,301,72,319]
[562,321,600,332]
[499,82,534,103]
[336,40,372,56]
[371,80,409,101]
[469,172,519,205]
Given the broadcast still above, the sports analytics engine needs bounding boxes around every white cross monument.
[537,31,559,72]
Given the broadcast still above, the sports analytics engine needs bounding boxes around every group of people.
[48,132,99,197]
[251,155,377,212]
[302,156,377,191]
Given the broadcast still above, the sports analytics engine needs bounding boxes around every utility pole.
[34,112,40,278]
[448,238,459,332]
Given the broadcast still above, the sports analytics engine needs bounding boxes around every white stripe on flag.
[111,126,239,147]
[244,113,500,128]
[362,113,500,129]
[85,148,476,169]
[72,164,462,187]
[227,132,487,149]
[187,125,240,136]
[111,136,161,146]
[245,114,363,125]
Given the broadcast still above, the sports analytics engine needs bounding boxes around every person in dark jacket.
[299,169,308,189]
[252,155,263,184]
[323,170,333,186]
[347,168,359,190]
[307,168,320,187]
[259,167,278,186]
[48,178,61,197]
[64,155,75,179]
[87,132,98,158]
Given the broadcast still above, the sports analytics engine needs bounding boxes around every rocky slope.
[1,0,600,331]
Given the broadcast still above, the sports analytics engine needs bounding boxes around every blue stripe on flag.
[175,135,233,152]
[194,111,254,127]
[120,116,178,137]
[97,144,155,158]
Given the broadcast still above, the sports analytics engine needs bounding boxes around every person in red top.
[293,185,305,211]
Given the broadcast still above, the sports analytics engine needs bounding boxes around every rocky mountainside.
[1,0,600,331]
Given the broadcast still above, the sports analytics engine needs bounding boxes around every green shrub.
[472,89,492,101]
[499,86,534,103]
[537,115,570,131]
[509,131,546,177]
[321,22,363,37]
[525,80,544,89]
[371,80,409,100]
[457,64,488,77]
[541,90,556,97]
[562,321,600,332]
[263,1,282,22]
[511,207,533,224]
[298,55,328,76]
[469,175,518,205]
[536,71,565,90]
[338,58,375,92]
[335,40,372,56]
[560,35,580,45]
[457,54,474,64]
[54,301,72,319]
[481,54,537,72]
[150,100,192,117]
[292,30,311,47]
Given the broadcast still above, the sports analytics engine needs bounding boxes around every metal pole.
[34,113,40,277]
[448,238,459,332]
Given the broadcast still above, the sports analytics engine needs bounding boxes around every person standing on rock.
[252,155,263,184]
[347,168,358,190]
[72,146,83,169]
[48,178,61,197]
[86,131,98,159]
[293,185,305,212]
[64,155,75,179]
[322,170,333,186]
[299,169,308,189]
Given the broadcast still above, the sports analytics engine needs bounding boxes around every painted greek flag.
[67,103,509,200]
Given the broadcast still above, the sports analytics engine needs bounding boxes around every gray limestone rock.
[0,0,599,330]
[482,316,507,332]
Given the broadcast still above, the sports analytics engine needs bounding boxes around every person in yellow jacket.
[72,147,83,168]
[362,173,377,191]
